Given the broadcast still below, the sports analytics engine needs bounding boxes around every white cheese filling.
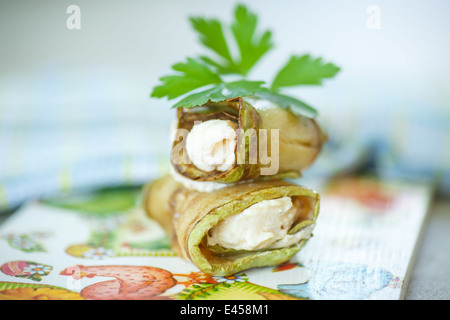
[185,119,237,172]
[170,165,227,192]
[207,197,313,250]
[244,97,279,111]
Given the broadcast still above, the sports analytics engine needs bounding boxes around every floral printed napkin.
[0,176,433,300]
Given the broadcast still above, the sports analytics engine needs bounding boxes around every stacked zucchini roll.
[143,97,323,276]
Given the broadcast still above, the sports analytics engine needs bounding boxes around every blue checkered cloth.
[1,69,449,211]
[0,69,173,210]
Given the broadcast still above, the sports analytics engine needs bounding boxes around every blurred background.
[0,0,449,212]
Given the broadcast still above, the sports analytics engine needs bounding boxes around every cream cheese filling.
[169,118,237,192]
[169,165,227,192]
[207,197,313,251]
[185,119,237,172]
[244,97,279,111]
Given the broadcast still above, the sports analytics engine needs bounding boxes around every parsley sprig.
[151,4,340,118]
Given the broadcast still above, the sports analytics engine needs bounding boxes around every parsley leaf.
[151,57,222,99]
[189,17,235,69]
[190,5,272,76]
[172,80,266,109]
[172,85,226,109]
[271,54,340,91]
[231,4,273,76]
[222,80,266,98]
[150,4,340,119]
[198,56,240,75]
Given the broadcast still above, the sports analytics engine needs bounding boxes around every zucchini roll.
[143,175,320,276]
[170,97,326,192]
